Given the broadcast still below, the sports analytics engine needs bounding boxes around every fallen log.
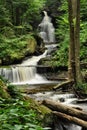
[42,99,87,121]
[52,111,87,128]
[25,83,57,94]
[77,98,87,103]
[53,80,74,90]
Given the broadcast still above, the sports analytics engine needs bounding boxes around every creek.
[0,11,87,130]
[29,91,87,130]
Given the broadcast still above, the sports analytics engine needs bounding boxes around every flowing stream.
[0,43,58,85]
[29,91,87,130]
[0,49,53,85]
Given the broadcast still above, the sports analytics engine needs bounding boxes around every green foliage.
[7,85,22,98]
[76,82,87,94]
[0,0,46,65]
[44,0,61,16]
[0,76,8,83]
[0,4,11,27]
[0,34,37,64]
[0,77,51,130]
[0,98,46,130]
[50,0,69,66]
[49,0,69,66]
[0,0,87,66]
[80,0,87,21]
[55,0,71,41]
[79,0,87,62]
[51,42,69,67]
[80,42,87,62]
[0,78,10,98]
[52,0,87,66]
[1,26,15,38]
[23,0,46,27]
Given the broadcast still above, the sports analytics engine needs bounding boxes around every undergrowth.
[0,97,50,130]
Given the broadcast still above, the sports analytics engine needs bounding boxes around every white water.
[29,92,87,130]
[0,50,48,84]
[38,11,55,43]
[29,91,87,111]
[0,45,58,85]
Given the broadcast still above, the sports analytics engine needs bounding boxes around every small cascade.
[12,66,36,83]
[38,11,55,43]
[0,68,13,82]
[0,50,48,84]
[0,43,58,85]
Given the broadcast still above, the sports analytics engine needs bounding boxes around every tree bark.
[67,0,76,81]
[53,80,74,90]
[74,0,82,83]
[53,111,87,128]
[67,0,82,85]
[42,99,87,121]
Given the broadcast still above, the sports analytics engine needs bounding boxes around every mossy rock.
[0,79,11,98]
[26,37,37,54]
[23,95,51,114]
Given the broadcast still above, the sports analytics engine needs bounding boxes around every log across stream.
[42,99,87,128]
[27,89,87,130]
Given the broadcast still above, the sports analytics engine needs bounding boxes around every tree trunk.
[74,0,82,83]
[42,99,87,121]
[53,80,74,90]
[53,111,87,128]
[67,0,76,81]
[16,7,20,26]
[67,0,82,85]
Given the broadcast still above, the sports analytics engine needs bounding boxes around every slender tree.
[67,0,82,86]
[74,0,82,84]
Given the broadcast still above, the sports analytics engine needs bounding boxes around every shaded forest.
[0,0,87,129]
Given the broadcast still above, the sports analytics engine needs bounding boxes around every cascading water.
[0,50,48,84]
[0,11,56,85]
[38,11,55,43]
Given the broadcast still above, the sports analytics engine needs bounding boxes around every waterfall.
[38,11,55,43]
[0,50,48,85]
[0,11,56,85]
[0,42,58,85]
[0,43,59,85]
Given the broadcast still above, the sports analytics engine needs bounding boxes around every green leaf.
[14,125,23,130]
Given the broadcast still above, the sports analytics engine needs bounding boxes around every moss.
[23,95,51,114]
[0,79,11,98]
[27,37,37,54]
